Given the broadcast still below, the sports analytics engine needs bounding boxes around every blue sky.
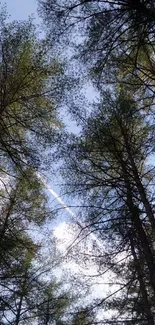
[4,0,38,21]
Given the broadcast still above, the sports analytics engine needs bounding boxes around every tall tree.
[0,11,62,181]
[0,8,76,325]
[38,1,155,324]
[56,90,155,324]
[38,0,155,101]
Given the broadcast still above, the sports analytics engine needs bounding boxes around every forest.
[1,0,155,324]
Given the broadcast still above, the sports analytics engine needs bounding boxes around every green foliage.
[0,13,62,177]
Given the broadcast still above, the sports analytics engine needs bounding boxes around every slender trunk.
[129,154,155,238]
[125,178,155,297]
[15,294,23,325]
[15,269,27,325]
[0,194,16,244]
[45,299,50,325]
[129,232,154,325]
[119,119,155,238]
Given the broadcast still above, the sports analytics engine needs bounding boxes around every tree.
[38,0,155,102]
[0,165,88,325]
[56,90,155,324]
[0,8,79,325]
[0,168,46,323]
[0,10,62,181]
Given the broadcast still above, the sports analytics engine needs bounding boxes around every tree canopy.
[2,1,155,324]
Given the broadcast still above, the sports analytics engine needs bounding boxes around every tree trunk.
[125,178,155,298]
[129,231,154,325]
